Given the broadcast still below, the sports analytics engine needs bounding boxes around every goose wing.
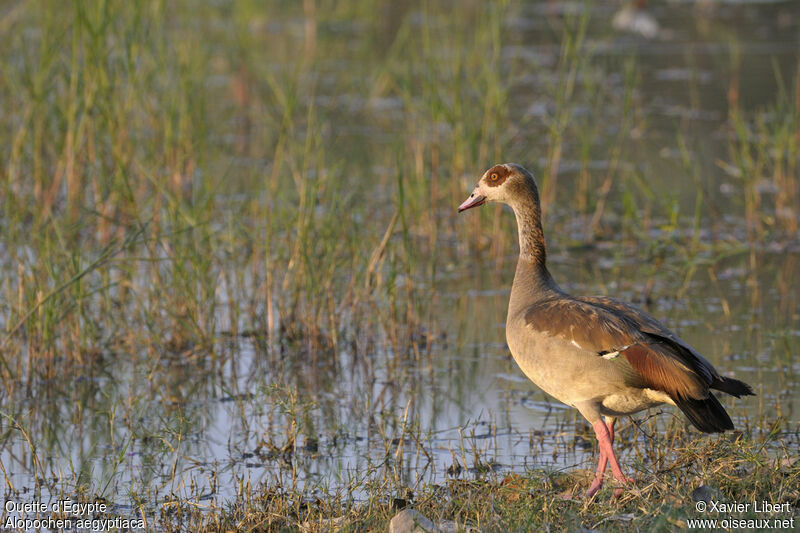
[523,296,711,400]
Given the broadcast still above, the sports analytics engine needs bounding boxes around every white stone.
[389,509,435,533]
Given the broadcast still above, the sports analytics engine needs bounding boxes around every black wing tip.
[712,377,756,398]
[674,394,736,433]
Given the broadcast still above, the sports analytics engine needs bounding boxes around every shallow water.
[1,0,799,517]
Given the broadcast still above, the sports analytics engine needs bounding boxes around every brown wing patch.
[581,295,715,384]
[524,297,636,352]
[524,296,709,400]
[621,344,706,400]
[485,165,510,187]
[582,296,670,335]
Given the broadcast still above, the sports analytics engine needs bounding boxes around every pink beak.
[458,192,486,212]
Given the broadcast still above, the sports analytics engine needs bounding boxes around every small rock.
[436,520,458,533]
[691,485,720,503]
[389,509,435,533]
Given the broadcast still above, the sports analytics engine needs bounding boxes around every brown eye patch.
[485,165,509,187]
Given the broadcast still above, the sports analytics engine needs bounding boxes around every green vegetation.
[149,420,800,531]
[0,0,797,531]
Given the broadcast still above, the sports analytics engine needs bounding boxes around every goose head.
[457,163,538,212]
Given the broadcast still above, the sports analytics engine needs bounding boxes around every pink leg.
[594,421,633,484]
[585,448,608,497]
[586,419,631,497]
[585,418,614,497]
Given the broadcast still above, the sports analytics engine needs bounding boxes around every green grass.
[149,424,799,532]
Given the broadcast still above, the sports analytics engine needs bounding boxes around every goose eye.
[490,172,499,181]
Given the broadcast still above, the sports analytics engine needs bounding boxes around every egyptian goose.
[458,163,754,497]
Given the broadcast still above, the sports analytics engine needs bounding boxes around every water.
[1,0,798,518]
